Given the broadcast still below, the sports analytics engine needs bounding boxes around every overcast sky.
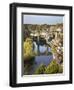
[23,14,63,25]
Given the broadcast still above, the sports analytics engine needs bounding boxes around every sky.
[23,14,63,25]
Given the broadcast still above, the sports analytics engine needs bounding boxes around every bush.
[58,64,63,73]
[45,60,59,74]
[34,60,63,74]
[24,64,32,75]
[34,64,46,74]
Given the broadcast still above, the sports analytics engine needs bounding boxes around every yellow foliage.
[23,38,34,57]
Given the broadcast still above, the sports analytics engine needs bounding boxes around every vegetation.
[35,64,46,74]
[58,64,63,73]
[34,60,63,74]
[24,64,31,75]
[45,60,59,74]
[45,60,63,74]
[23,38,34,58]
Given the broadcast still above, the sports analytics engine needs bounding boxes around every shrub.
[24,64,31,75]
[45,60,59,74]
[58,64,63,73]
[34,64,46,74]
[34,60,63,75]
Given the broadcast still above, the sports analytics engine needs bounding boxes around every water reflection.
[33,41,51,54]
